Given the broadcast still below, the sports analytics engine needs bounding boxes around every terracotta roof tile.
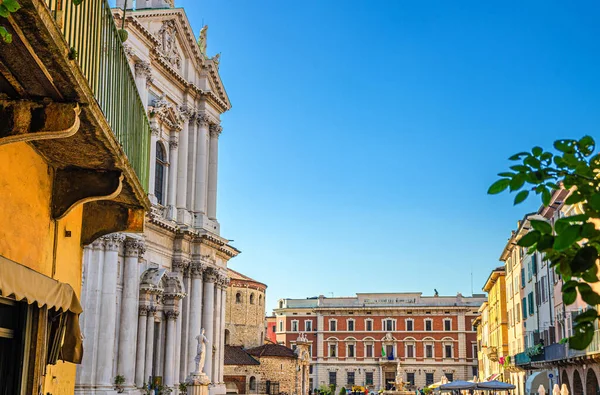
[246,344,297,358]
[224,345,260,366]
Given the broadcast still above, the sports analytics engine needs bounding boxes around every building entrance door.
[385,372,395,390]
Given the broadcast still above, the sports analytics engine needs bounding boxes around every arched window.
[249,376,256,391]
[259,295,263,306]
[225,329,231,345]
[235,292,241,304]
[250,293,255,304]
[155,142,167,204]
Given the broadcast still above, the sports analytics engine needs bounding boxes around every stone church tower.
[76,1,238,394]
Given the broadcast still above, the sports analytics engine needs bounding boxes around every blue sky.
[175,0,600,313]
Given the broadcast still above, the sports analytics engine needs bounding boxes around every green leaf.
[571,246,599,274]
[514,190,529,205]
[542,188,551,207]
[554,225,582,251]
[578,135,595,156]
[509,174,525,192]
[574,308,599,323]
[510,165,530,173]
[0,6,10,18]
[554,139,576,153]
[569,321,595,350]
[590,194,600,211]
[509,152,529,161]
[498,172,516,178]
[0,26,11,43]
[530,220,553,235]
[578,283,600,305]
[532,146,543,157]
[582,223,600,239]
[537,234,554,251]
[2,0,20,12]
[566,192,585,205]
[554,156,567,168]
[488,179,510,195]
[524,156,541,169]
[517,231,541,248]
[563,288,577,305]
[582,264,599,283]
[559,259,573,278]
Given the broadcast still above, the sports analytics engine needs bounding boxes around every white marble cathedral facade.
[76,1,238,394]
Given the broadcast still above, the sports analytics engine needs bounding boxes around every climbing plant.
[489,136,600,350]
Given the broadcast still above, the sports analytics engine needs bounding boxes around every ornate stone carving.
[196,113,210,128]
[169,136,179,149]
[124,238,146,257]
[156,20,181,70]
[91,237,107,251]
[122,44,135,59]
[150,125,160,136]
[203,267,218,283]
[209,124,222,138]
[165,310,180,320]
[172,258,191,272]
[212,53,220,68]
[139,306,149,316]
[103,233,125,251]
[178,105,193,121]
[190,261,206,278]
[134,60,151,78]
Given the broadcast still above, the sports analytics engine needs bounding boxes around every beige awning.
[0,255,83,363]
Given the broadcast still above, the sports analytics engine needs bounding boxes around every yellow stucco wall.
[0,142,84,395]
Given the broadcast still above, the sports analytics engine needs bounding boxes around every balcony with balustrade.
[0,0,150,242]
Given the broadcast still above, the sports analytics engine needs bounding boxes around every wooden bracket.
[51,167,123,220]
[0,100,80,146]
[80,200,145,246]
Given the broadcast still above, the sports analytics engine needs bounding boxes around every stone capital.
[124,238,146,258]
[169,136,179,149]
[178,105,193,121]
[190,261,206,278]
[134,60,152,78]
[150,124,160,136]
[91,237,106,251]
[172,258,191,273]
[165,310,180,320]
[209,124,222,138]
[103,233,125,251]
[139,306,149,316]
[196,113,211,128]
[204,267,218,283]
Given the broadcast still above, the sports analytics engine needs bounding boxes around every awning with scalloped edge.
[0,255,83,363]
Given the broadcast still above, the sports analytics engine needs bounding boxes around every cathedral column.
[144,308,156,384]
[148,124,160,203]
[212,278,223,384]
[187,263,205,377]
[134,60,152,109]
[207,124,222,220]
[117,238,145,388]
[180,268,192,381]
[79,239,106,385]
[187,115,198,210]
[96,234,125,387]
[167,135,179,220]
[135,306,148,387]
[202,268,217,380]
[176,106,191,221]
[193,114,210,219]
[164,311,179,387]
[173,260,190,384]
[218,280,228,383]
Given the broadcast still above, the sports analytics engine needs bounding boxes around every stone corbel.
[80,200,145,246]
[0,100,80,145]
[52,167,123,219]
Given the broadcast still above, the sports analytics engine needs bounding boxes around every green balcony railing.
[43,0,150,191]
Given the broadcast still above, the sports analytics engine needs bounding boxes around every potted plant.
[179,382,188,394]
[114,375,125,393]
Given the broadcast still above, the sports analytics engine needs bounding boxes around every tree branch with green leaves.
[489,136,600,350]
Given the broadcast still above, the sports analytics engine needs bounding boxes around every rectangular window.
[521,268,526,288]
[472,366,478,378]
[406,344,414,358]
[348,344,355,358]
[292,321,298,332]
[279,321,283,332]
[329,372,337,386]
[330,320,336,331]
[366,344,373,358]
[426,345,433,358]
[425,320,432,331]
[522,298,527,320]
[535,281,541,306]
[272,325,276,333]
[406,320,413,331]
[445,373,453,382]
[532,254,538,275]
[347,372,355,386]
[365,372,374,386]
[444,320,451,331]
[445,345,452,358]
[541,276,547,303]
[329,344,337,357]
[385,319,394,331]
[305,321,312,332]
[310,365,313,374]
[366,320,373,331]
[406,373,415,386]
[528,292,534,315]
[348,320,354,331]
[426,373,434,386]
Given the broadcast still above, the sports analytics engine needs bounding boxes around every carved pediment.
[155,19,182,71]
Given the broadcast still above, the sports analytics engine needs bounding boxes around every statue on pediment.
[198,25,208,56]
